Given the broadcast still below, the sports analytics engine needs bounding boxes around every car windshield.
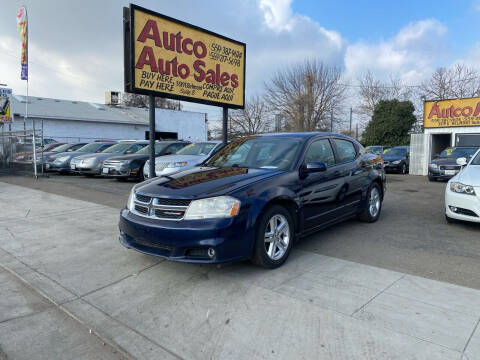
[176,143,216,156]
[366,146,383,153]
[384,148,407,156]
[76,143,103,152]
[205,137,302,170]
[439,147,478,158]
[51,143,75,152]
[471,151,480,165]
[102,143,136,153]
[136,143,170,155]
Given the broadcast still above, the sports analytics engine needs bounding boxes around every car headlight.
[184,196,241,220]
[429,163,438,169]
[167,161,187,168]
[450,182,476,195]
[127,188,136,210]
[392,160,401,164]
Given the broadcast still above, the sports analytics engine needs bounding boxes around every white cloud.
[259,0,294,31]
[344,19,447,84]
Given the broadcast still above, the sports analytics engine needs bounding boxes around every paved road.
[1,173,479,289]
[0,182,479,359]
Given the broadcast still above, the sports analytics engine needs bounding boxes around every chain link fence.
[0,129,45,177]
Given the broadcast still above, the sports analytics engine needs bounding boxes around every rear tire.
[357,183,382,223]
[251,205,294,269]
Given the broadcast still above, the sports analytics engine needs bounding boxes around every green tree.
[362,100,416,146]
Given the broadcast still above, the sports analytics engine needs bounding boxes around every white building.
[7,94,208,143]
[410,97,480,176]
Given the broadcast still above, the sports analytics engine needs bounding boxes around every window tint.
[124,144,145,154]
[304,139,335,166]
[166,143,186,154]
[333,139,357,163]
[68,143,86,152]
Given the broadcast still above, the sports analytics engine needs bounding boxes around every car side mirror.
[456,157,467,166]
[306,161,327,173]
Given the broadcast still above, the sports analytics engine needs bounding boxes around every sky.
[1,0,480,125]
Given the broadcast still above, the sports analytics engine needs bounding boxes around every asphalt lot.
[1,172,479,289]
[0,177,480,359]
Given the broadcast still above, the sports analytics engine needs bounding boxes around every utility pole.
[349,107,353,133]
[148,95,155,178]
[355,123,359,140]
[330,109,333,132]
[222,107,228,145]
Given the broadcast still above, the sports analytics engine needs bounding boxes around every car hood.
[108,154,149,162]
[74,153,120,161]
[381,155,405,161]
[135,166,285,198]
[455,165,480,187]
[431,157,461,165]
[51,151,91,160]
[154,154,206,164]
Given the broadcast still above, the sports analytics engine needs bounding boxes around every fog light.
[449,206,458,213]
[207,247,216,258]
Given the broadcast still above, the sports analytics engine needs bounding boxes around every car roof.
[258,132,354,140]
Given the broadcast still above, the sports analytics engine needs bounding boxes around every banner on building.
[16,6,28,80]
[424,97,480,128]
[124,4,246,109]
[0,88,13,123]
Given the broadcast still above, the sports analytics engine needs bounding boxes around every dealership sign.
[424,97,480,128]
[124,4,245,109]
[0,88,13,123]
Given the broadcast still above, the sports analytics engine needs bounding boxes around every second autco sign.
[124,4,246,109]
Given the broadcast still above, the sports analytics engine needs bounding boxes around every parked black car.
[102,141,190,180]
[428,146,479,181]
[381,146,409,174]
[119,133,386,269]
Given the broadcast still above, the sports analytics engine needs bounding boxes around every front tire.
[358,183,382,223]
[401,162,407,174]
[445,214,457,224]
[428,176,436,182]
[252,205,294,269]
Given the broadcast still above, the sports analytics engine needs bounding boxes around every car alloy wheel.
[402,163,407,174]
[369,186,381,218]
[264,214,291,261]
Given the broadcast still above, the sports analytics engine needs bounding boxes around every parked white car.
[445,149,480,223]
[143,141,223,180]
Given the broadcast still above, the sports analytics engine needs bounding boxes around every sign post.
[149,94,155,178]
[123,4,246,172]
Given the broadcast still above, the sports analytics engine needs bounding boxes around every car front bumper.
[429,168,459,180]
[72,163,102,175]
[445,187,480,223]
[383,162,403,172]
[118,208,250,263]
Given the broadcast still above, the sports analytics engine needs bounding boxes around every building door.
[431,134,451,159]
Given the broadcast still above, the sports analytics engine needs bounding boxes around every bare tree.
[357,72,412,122]
[122,93,182,110]
[264,60,347,132]
[229,95,272,137]
[420,63,480,100]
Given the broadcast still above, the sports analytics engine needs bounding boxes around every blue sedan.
[119,133,386,268]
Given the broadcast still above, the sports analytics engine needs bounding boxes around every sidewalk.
[0,183,479,359]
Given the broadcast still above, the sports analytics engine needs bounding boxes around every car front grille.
[133,238,174,252]
[155,162,170,170]
[440,165,461,171]
[103,160,122,167]
[131,193,190,220]
[135,194,151,203]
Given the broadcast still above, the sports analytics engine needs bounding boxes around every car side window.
[332,139,357,163]
[304,139,335,166]
[96,144,112,152]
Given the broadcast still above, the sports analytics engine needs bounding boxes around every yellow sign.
[0,88,12,123]
[125,4,246,109]
[424,97,480,128]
